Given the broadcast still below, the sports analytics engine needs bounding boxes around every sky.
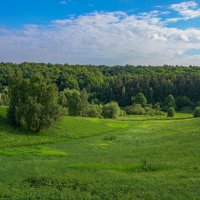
[0,0,200,66]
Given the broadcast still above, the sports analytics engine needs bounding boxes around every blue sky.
[0,0,200,65]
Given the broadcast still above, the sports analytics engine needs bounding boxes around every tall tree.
[133,93,147,107]
[7,71,25,126]
[164,95,176,110]
[23,74,61,132]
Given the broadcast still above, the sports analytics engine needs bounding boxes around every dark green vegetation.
[1,63,200,109]
[0,106,200,199]
[7,72,63,132]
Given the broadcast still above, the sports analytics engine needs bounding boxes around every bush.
[144,106,155,116]
[124,104,146,115]
[86,104,102,118]
[193,107,200,118]
[120,110,126,116]
[102,102,121,118]
[167,107,175,117]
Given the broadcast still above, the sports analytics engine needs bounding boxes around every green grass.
[0,106,200,199]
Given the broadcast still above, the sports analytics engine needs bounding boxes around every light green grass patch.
[90,142,111,149]
[0,147,68,157]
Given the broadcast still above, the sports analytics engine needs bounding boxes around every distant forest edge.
[1,62,200,106]
[1,62,200,132]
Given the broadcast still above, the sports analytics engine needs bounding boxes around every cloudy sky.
[0,0,200,65]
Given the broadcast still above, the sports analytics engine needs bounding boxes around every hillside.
[0,106,200,199]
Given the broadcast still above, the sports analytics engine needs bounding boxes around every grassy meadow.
[0,106,200,199]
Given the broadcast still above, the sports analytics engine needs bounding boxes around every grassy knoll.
[0,106,200,199]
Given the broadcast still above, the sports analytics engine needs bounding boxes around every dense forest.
[1,62,200,106]
[1,62,200,132]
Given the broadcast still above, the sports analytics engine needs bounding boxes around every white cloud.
[1,5,200,65]
[170,1,200,20]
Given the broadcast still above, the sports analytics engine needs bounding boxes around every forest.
[1,62,200,132]
[1,63,200,107]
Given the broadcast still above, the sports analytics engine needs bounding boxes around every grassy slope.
[0,106,200,199]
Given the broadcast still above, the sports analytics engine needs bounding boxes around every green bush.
[193,107,200,118]
[144,106,155,116]
[86,104,102,118]
[124,104,146,115]
[120,110,126,116]
[167,107,175,117]
[102,102,121,118]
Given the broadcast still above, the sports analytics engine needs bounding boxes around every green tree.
[86,103,102,118]
[7,71,25,126]
[80,89,89,116]
[133,93,147,107]
[23,74,62,132]
[64,89,81,116]
[164,95,176,110]
[102,102,121,118]
[167,107,175,117]
[193,107,200,118]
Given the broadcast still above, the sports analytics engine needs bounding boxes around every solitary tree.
[8,73,62,132]
[23,74,61,132]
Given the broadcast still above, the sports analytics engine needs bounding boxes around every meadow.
[0,106,200,199]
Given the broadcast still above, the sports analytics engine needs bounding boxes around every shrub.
[167,107,175,117]
[86,104,102,118]
[120,110,126,116]
[102,102,121,118]
[144,106,155,116]
[124,104,146,115]
[193,107,200,118]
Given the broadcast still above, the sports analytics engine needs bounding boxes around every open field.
[0,106,200,199]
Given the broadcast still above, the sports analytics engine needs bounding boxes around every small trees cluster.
[58,89,123,119]
[8,72,63,132]
[124,93,165,116]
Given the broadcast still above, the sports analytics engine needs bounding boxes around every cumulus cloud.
[169,1,200,20]
[1,2,200,65]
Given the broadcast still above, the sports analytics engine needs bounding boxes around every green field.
[0,106,200,199]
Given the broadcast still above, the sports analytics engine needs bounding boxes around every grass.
[0,106,200,199]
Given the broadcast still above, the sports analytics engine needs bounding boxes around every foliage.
[176,96,193,110]
[163,95,176,111]
[1,63,200,110]
[7,73,63,132]
[193,107,200,118]
[85,103,102,118]
[7,71,25,126]
[102,102,121,118]
[167,107,175,117]
[124,104,146,115]
[63,89,82,116]
[133,93,147,107]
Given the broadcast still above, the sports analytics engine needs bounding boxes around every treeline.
[1,63,200,109]
[0,63,200,132]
